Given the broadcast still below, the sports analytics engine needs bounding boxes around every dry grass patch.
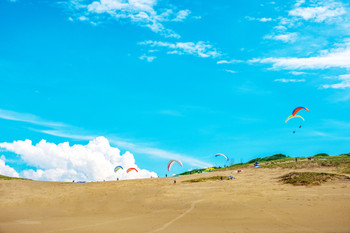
[182,176,226,183]
[0,175,27,180]
[279,172,345,186]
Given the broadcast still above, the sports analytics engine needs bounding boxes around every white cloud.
[290,71,306,75]
[0,109,212,169]
[0,137,157,181]
[78,15,89,21]
[0,109,67,128]
[294,0,305,7]
[139,54,156,62]
[323,74,350,89]
[289,4,346,22]
[67,0,191,38]
[250,41,350,70]
[139,40,221,58]
[0,157,19,178]
[274,78,305,82]
[274,25,287,31]
[246,16,273,22]
[264,32,298,43]
[259,17,272,22]
[217,59,243,64]
[41,130,212,169]
[173,10,191,22]
[225,70,236,74]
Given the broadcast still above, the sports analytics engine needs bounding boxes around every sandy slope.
[1,168,349,233]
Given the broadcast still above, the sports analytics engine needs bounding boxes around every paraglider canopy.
[292,106,309,116]
[285,114,304,123]
[215,153,229,161]
[204,167,215,171]
[167,160,183,171]
[114,166,123,173]
[127,168,138,173]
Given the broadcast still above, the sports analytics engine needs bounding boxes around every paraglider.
[292,106,309,116]
[114,166,123,173]
[167,160,183,171]
[285,115,304,123]
[204,167,215,172]
[286,106,309,134]
[215,153,229,161]
[127,168,138,173]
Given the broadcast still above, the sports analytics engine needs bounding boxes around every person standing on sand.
[174,180,176,184]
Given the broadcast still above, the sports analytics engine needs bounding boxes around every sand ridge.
[0,167,349,233]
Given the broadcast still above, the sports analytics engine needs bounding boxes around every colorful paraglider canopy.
[204,167,215,171]
[114,166,123,173]
[285,114,305,123]
[167,160,183,171]
[292,106,309,116]
[127,168,138,173]
[215,153,229,161]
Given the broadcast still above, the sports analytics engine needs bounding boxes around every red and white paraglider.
[215,153,229,161]
[167,160,183,171]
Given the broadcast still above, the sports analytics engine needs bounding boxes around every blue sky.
[0,0,350,181]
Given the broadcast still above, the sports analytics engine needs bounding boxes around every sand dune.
[1,167,349,233]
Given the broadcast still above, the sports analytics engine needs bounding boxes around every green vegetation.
[313,153,329,157]
[247,154,287,163]
[179,167,220,176]
[0,175,27,180]
[180,153,350,176]
[279,172,344,186]
[182,176,227,183]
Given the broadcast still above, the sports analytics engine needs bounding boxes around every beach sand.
[1,167,349,233]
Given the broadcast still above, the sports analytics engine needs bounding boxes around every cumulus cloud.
[264,32,298,43]
[0,156,19,177]
[323,74,350,89]
[173,10,191,22]
[0,137,157,181]
[0,109,211,169]
[274,78,306,82]
[250,41,350,70]
[139,54,156,62]
[66,0,191,38]
[289,2,346,22]
[139,40,221,58]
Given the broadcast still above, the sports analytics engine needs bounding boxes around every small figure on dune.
[174,179,176,184]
